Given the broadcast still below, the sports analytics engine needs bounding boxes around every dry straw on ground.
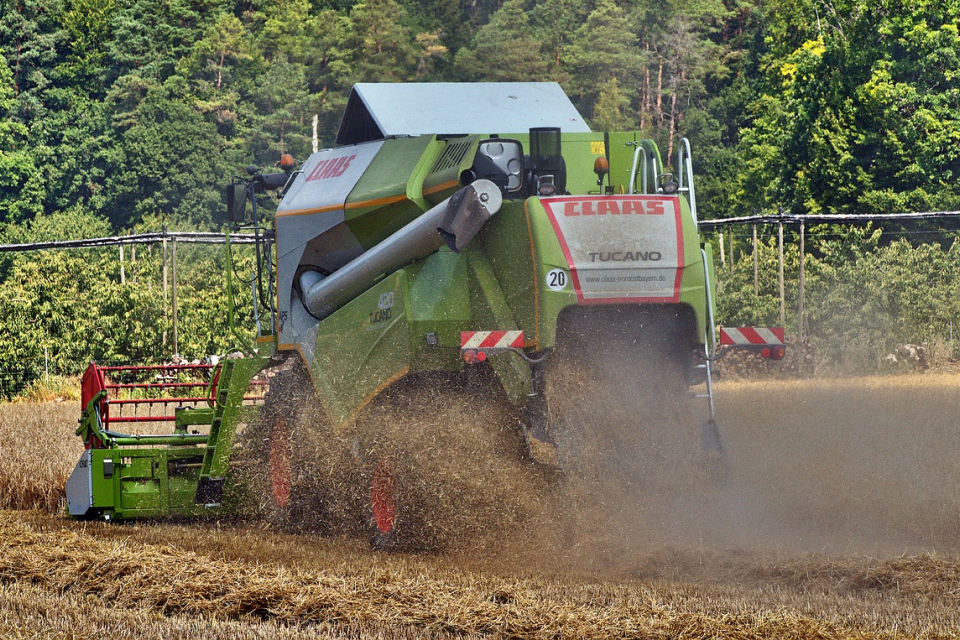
[5,510,959,639]
[4,375,960,637]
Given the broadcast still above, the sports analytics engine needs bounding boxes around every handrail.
[628,140,664,195]
[700,246,716,422]
[678,138,698,226]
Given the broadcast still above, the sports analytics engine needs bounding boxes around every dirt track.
[2,375,960,637]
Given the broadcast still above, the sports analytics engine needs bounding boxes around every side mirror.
[258,172,289,191]
[225,183,247,223]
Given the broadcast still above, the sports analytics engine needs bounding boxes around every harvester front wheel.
[245,366,305,525]
[351,372,543,553]
[267,413,293,509]
[244,360,361,532]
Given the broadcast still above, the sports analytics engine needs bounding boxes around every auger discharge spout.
[301,179,502,321]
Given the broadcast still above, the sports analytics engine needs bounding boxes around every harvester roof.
[336,82,592,145]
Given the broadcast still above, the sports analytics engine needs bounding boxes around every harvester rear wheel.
[545,306,704,489]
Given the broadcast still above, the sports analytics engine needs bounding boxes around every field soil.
[2,374,960,638]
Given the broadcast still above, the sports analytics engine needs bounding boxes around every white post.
[798,221,805,338]
[778,215,785,326]
[718,231,726,269]
[172,239,178,357]
[728,226,734,275]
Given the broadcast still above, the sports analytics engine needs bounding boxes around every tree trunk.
[642,43,651,130]
[666,88,677,161]
[656,57,664,123]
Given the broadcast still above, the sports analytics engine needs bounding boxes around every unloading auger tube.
[301,179,503,321]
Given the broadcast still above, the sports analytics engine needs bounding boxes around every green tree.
[529,0,589,69]
[0,0,63,117]
[59,0,117,87]
[0,58,43,223]
[561,0,643,118]
[177,12,255,130]
[101,88,229,228]
[341,0,417,82]
[593,76,633,131]
[454,0,550,82]
[246,53,313,162]
[105,0,224,82]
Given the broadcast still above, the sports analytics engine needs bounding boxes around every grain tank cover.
[336,82,592,145]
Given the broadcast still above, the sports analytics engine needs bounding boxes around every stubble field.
[2,374,959,638]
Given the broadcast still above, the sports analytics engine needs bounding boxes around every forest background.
[2,0,960,394]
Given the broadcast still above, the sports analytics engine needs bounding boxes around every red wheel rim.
[371,460,397,534]
[268,418,291,508]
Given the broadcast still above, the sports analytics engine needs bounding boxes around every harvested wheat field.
[2,375,960,638]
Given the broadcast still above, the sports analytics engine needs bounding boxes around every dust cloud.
[523,369,960,577]
[711,376,960,554]
[490,307,960,574]
[246,314,960,572]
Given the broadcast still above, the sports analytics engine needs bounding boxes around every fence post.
[728,226,734,275]
[799,220,805,338]
[778,208,785,326]
[172,239,179,357]
[718,230,725,269]
[163,236,168,350]
[753,223,759,296]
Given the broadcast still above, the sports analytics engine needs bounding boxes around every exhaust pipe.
[302,179,503,320]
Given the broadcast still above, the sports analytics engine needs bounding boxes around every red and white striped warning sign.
[719,327,785,346]
[460,331,525,350]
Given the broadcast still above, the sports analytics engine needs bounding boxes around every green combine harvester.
[67,83,783,543]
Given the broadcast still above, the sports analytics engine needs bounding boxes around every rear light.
[759,345,786,360]
[462,349,487,364]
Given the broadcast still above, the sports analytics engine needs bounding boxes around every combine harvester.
[67,83,783,546]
